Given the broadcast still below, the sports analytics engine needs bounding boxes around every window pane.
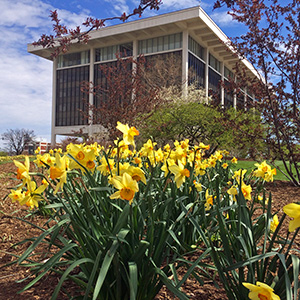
[58,51,90,68]
[56,66,89,126]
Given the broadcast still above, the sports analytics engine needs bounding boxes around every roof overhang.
[27,6,261,81]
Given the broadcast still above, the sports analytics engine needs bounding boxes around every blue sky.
[0,0,241,149]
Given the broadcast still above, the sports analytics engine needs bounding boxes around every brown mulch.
[0,162,299,300]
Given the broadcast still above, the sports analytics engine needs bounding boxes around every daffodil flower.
[242,281,280,300]
[205,189,214,211]
[20,180,49,209]
[127,166,146,184]
[8,189,25,203]
[49,153,69,194]
[227,185,238,202]
[283,203,300,232]
[110,172,139,204]
[14,156,30,185]
[169,160,190,188]
[232,169,247,182]
[193,180,202,192]
[231,157,238,164]
[222,162,228,169]
[116,122,139,147]
[241,182,252,200]
[97,156,115,176]
[254,161,276,182]
[270,215,279,232]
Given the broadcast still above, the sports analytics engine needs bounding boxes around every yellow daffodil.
[241,182,252,200]
[49,153,69,194]
[258,195,269,204]
[205,189,214,211]
[154,148,164,163]
[222,163,228,169]
[127,166,147,184]
[8,189,25,203]
[67,143,86,169]
[116,122,139,147]
[34,153,55,167]
[169,160,190,188]
[198,142,210,151]
[97,156,114,176]
[231,157,238,164]
[264,168,277,182]
[139,139,157,157]
[35,147,40,154]
[110,172,139,204]
[214,150,223,161]
[283,203,300,232]
[254,161,276,182]
[161,159,175,177]
[83,149,96,171]
[254,161,270,178]
[19,180,49,209]
[232,169,247,183]
[242,281,280,300]
[270,215,279,232]
[227,185,238,201]
[194,160,207,176]
[14,156,30,184]
[133,156,142,167]
[207,156,216,168]
[193,180,202,192]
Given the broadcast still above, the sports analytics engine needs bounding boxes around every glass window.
[163,35,169,51]
[147,39,153,53]
[157,36,163,52]
[175,33,181,49]
[138,33,182,55]
[152,38,158,53]
[56,66,89,126]
[208,68,221,94]
[188,53,205,88]
[95,43,133,62]
[169,34,175,50]
[224,66,234,80]
[188,37,204,60]
[209,54,221,73]
[58,51,90,68]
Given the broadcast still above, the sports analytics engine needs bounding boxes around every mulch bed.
[0,162,299,300]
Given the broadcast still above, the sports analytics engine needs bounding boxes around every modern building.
[28,6,258,145]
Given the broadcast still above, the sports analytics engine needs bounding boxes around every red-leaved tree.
[80,52,182,141]
[214,0,300,185]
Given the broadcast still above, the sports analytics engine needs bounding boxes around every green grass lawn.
[230,159,296,181]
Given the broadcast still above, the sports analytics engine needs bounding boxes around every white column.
[133,39,138,60]
[220,61,224,108]
[233,76,237,109]
[182,30,189,98]
[51,57,57,147]
[204,48,209,103]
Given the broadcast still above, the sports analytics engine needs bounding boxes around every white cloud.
[159,0,200,10]
[0,0,94,141]
[103,0,130,16]
[210,10,237,27]
[0,0,52,28]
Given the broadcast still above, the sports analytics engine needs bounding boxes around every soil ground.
[0,162,299,300]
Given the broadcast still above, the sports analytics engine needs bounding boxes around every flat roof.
[27,6,259,79]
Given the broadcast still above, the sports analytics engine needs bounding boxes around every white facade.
[28,6,258,145]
